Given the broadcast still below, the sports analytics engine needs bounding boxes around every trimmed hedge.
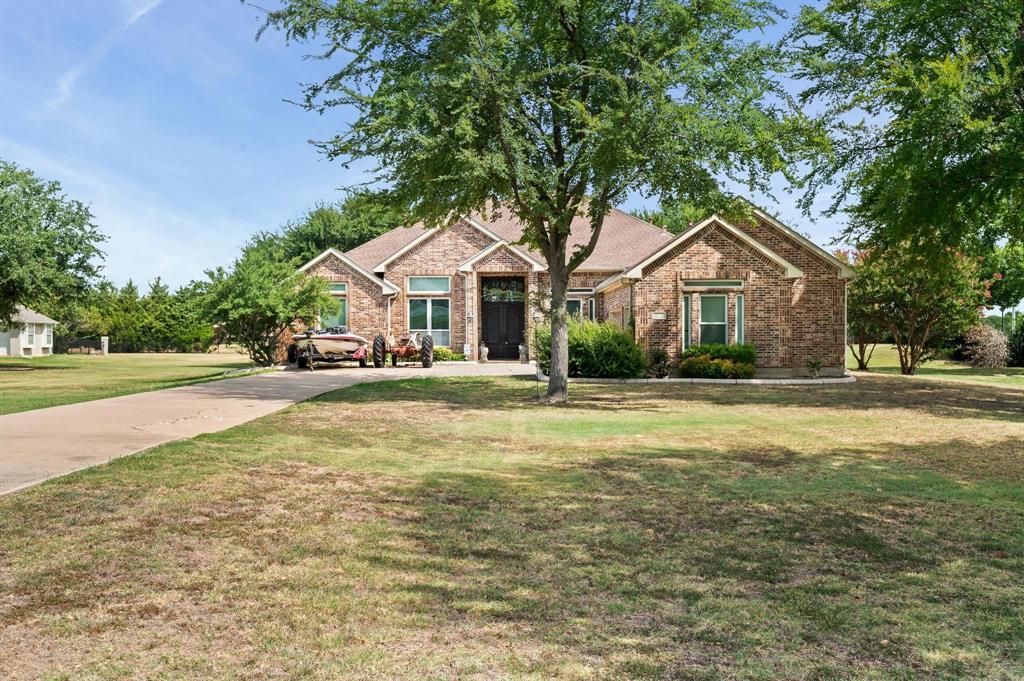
[679,356,757,379]
[534,319,647,379]
[681,343,757,364]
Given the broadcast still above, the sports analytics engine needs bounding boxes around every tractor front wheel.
[372,335,385,368]
[420,334,434,368]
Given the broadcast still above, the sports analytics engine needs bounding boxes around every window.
[409,298,450,346]
[408,276,450,294]
[683,294,692,349]
[699,295,727,345]
[45,325,53,347]
[26,325,34,345]
[566,298,594,320]
[736,294,744,344]
[321,282,348,328]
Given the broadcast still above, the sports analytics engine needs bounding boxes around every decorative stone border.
[535,372,856,385]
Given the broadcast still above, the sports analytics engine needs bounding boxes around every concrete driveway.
[0,362,533,496]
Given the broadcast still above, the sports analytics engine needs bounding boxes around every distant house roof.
[13,306,57,325]
[344,205,674,272]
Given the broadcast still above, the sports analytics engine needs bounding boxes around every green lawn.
[2,375,1022,679]
[848,344,1024,389]
[0,352,253,414]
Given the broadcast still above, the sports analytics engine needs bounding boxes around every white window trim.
[408,297,451,346]
[683,294,692,349]
[44,325,53,347]
[699,294,728,346]
[736,294,745,344]
[406,275,451,295]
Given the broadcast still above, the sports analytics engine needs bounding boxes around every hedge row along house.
[297,204,854,376]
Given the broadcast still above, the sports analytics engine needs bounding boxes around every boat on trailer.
[291,327,369,369]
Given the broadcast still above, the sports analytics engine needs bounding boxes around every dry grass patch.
[1,374,1022,679]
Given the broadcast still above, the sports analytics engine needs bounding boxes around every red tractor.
[372,332,434,368]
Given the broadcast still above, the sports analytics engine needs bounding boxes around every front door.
[481,277,525,360]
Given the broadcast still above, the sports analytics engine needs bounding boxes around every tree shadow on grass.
[347,437,1024,677]
[321,373,1024,424]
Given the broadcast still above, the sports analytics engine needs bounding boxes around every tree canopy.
[984,243,1024,313]
[278,192,401,265]
[203,235,336,366]
[0,160,106,328]
[792,0,1024,250]
[848,245,990,374]
[261,0,823,400]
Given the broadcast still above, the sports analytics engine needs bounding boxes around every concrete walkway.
[0,362,533,497]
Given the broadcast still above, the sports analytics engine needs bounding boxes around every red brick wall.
[305,253,390,339]
[628,221,846,375]
[733,217,847,372]
[383,220,493,350]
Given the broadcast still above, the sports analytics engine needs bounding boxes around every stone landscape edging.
[535,372,856,386]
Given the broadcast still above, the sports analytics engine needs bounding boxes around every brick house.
[297,204,854,376]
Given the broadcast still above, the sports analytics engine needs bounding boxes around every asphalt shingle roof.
[344,206,673,273]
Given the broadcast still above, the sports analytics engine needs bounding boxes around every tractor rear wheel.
[372,335,385,368]
[287,344,297,364]
[421,334,434,368]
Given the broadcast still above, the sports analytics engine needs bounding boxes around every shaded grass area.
[848,345,1024,389]
[1,375,1022,679]
[0,352,253,414]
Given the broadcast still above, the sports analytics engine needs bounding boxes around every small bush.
[534,319,647,378]
[681,343,757,364]
[1009,323,1024,367]
[962,324,1008,368]
[432,346,466,361]
[647,348,672,378]
[679,355,756,379]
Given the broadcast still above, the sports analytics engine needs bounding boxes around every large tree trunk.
[546,260,570,403]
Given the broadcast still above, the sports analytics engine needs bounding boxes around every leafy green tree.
[0,160,106,328]
[792,0,1024,249]
[203,236,336,366]
[261,0,823,402]
[280,193,401,264]
[853,245,989,374]
[164,282,215,352]
[983,243,1024,332]
[633,201,708,235]
[835,249,886,371]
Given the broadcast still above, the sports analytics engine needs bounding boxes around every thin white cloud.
[0,138,249,289]
[46,0,162,110]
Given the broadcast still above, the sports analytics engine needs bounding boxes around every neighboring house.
[0,306,57,358]
[298,203,854,376]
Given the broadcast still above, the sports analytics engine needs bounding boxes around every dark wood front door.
[482,301,525,359]
[481,277,525,360]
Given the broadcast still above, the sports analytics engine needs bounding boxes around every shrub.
[534,319,647,378]
[1009,322,1024,367]
[681,342,757,364]
[647,347,671,378]
[679,355,756,379]
[432,346,465,361]
[962,324,1008,368]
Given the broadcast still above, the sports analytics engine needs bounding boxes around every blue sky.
[1,0,843,289]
